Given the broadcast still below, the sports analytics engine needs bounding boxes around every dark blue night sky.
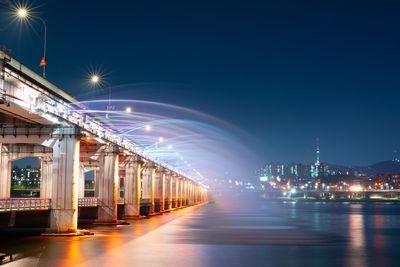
[1,0,400,166]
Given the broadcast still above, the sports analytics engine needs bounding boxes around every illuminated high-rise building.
[314,137,320,177]
[315,137,320,166]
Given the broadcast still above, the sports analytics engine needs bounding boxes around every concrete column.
[94,169,99,199]
[194,184,198,204]
[165,172,172,210]
[154,169,165,212]
[187,182,191,206]
[171,175,177,208]
[49,129,80,232]
[0,145,11,198]
[141,165,155,214]
[159,172,165,212]
[97,145,119,223]
[183,180,188,206]
[119,169,125,200]
[178,177,183,207]
[124,161,140,217]
[78,164,85,198]
[40,156,52,199]
[190,183,195,205]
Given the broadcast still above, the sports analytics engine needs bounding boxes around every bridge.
[0,48,207,233]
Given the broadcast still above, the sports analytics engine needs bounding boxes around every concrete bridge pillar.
[124,160,140,217]
[47,128,81,233]
[172,175,178,208]
[195,184,198,203]
[141,165,155,214]
[189,182,193,205]
[40,157,52,199]
[182,179,187,207]
[185,180,189,206]
[97,145,119,223]
[78,164,85,198]
[165,172,172,210]
[178,177,183,207]
[0,145,11,199]
[187,182,192,206]
[154,169,165,212]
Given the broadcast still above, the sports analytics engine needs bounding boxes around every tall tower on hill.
[315,137,320,166]
[312,137,320,178]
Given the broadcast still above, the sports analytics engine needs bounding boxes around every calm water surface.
[1,193,400,267]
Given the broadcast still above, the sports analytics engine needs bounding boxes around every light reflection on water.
[2,195,400,266]
[347,210,366,267]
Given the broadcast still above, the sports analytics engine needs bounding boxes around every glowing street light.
[125,106,132,113]
[145,125,151,131]
[158,137,164,142]
[168,145,173,150]
[90,74,113,119]
[16,7,48,78]
[17,8,28,18]
[91,75,100,84]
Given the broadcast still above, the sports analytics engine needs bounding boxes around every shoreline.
[263,197,400,203]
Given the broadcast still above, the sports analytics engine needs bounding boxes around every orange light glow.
[114,154,119,219]
[137,164,141,206]
[161,173,165,206]
[151,168,156,207]
[71,140,80,231]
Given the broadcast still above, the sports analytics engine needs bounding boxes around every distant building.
[11,165,41,189]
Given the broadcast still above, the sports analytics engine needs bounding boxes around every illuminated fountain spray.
[73,98,260,186]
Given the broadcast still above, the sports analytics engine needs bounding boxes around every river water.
[1,192,400,267]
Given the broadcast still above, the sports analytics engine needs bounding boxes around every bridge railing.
[78,197,98,207]
[0,198,51,212]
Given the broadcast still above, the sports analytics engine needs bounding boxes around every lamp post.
[90,74,113,119]
[17,8,47,78]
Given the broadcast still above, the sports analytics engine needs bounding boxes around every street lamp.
[17,8,27,18]
[91,75,100,84]
[90,74,113,119]
[16,7,47,78]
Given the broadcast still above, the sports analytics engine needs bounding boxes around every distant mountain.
[327,160,400,176]
[362,160,400,175]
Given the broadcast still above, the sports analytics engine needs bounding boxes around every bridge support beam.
[0,145,11,199]
[124,160,140,217]
[154,169,165,212]
[141,165,155,214]
[159,171,165,212]
[171,175,177,208]
[78,164,85,198]
[97,145,119,223]
[165,172,172,210]
[40,157,52,199]
[48,128,81,233]
[183,179,188,206]
[178,177,183,208]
